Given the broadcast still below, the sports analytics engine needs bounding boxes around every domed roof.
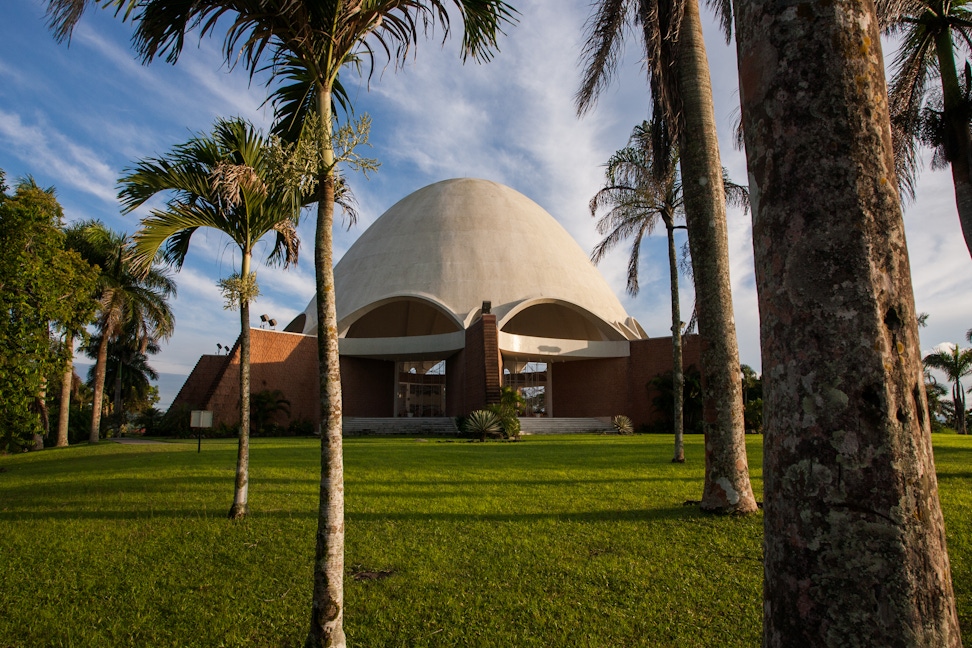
[295,178,645,341]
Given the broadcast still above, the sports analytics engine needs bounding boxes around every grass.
[0,433,968,647]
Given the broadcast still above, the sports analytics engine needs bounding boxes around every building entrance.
[396,360,446,417]
[503,360,547,417]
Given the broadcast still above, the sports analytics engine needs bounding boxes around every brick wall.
[341,357,395,417]
[173,327,703,430]
[551,335,702,428]
[169,354,230,412]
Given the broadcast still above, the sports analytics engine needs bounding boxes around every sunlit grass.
[0,433,968,646]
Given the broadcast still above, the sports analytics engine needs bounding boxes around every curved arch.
[498,298,627,342]
[339,294,463,338]
[283,313,307,333]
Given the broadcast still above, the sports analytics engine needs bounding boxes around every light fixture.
[268,319,277,329]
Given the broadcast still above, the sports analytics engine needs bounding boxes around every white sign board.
[190,410,213,428]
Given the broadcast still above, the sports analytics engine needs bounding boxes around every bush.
[612,415,634,435]
[287,418,317,436]
[462,410,503,441]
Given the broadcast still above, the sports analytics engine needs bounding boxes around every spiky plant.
[612,414,634,435]
[463,409,503,442]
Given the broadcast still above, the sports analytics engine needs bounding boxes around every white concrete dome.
[292,178,646,355]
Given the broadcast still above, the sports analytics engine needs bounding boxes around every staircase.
[342,417,459,436]
[517,417,616,435]
[341,416,616,436]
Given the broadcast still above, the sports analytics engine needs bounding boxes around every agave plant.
[463,409,503,442]
[612,414,634,435]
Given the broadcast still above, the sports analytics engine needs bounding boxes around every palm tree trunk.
[954,382,967,435]
[89,330,109,443]
[57,331,74,447]
[306,82,346,648]
[113,359,124,428]
[33,376,48,450]
[735,0,961,643]
[229,252,253,519]
[667,219,685,462]
[676,0,756,513]
[934,32,972,260]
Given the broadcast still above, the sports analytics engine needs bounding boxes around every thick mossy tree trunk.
[89,331,109,443]
[229,252,253,520]
[57,331,73,447]
[934,31,972,260]
[666,219,685,463]
[306,83,346,648]
[735,0,961,644]
[676,0,756,512]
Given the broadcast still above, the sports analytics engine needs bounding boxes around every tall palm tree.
[878,0,972,259]
[48,3,513,643]
[923,343,972,433]
[70,221,175,443]
[56,222,102,447]
[735,0,960,640]
[119,5,515,645]
[589,119,749,464]
[82,325,161,423]
[577,0,757,513]
[120,117,304,520]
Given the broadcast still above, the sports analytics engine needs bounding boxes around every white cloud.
[0,109,118,203]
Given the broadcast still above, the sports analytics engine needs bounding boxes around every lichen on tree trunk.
[734,0,961,644]
[676,0,756,512]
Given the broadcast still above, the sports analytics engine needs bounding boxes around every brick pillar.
[462,315,502,413]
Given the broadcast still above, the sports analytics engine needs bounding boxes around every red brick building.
[170,179,701,430]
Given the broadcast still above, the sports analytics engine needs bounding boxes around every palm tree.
[82,325,161,424]
[923,343,972,433]
[116,5,515,644]
[734,0,960,640]
[577,0,757,513]
[120,117,304,519]
[589,119,749,463]
[878,0,972,259]
[56,221,102,447]
[251,389,292,435]
[69,221,175,443]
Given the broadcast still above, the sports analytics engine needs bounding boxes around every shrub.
[487,403,520,440]
[462,409,503,441]
[612,415,634,435]
[287,418,317,436]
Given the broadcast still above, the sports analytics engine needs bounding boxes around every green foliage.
[462,409,503,441]
[744,398,764,435]
[612,414,634,435]
[646,366,704,434]
[250,389,291,436]
[286,418,317,437]
[740,364,763,434]
[217,271,260,310]
[0,176,98,451]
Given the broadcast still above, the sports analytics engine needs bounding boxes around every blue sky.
[3,0,971,409]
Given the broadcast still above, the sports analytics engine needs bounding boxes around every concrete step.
[342,417,459,436]
[517,417,616,435]
[341,416,616,436]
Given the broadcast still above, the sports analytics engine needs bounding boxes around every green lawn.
[0,433,969,647]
